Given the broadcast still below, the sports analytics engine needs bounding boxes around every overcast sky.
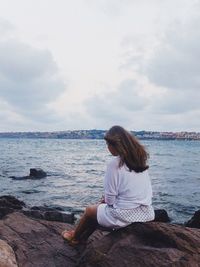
[0,0,199,132]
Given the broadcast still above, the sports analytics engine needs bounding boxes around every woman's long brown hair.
[104,126,149,173]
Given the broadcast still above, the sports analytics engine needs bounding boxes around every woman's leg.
[73,204,99,241]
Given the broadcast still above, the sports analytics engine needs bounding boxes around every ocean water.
[0,138,200,224]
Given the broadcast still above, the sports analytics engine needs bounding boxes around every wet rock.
[1,196,70,224]
[0,196,26,219]
[29,168,47,178]
[154,209,171,222]
[30,206,64,212]
[23,209,75,224]
[0,239,18,267]
[23,210,44,220]
[44,211,75,223]
[0,196,25,210]
[0,195,75,224]
[185,210,200,228]
[10,168,47,180]
[27,206,75,223]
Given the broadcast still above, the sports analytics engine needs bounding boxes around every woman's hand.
[99,195,105,203]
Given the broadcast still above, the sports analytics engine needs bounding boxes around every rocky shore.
[0,195,200,267]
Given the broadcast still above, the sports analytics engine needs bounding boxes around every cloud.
[85,74,200,131]
[138,12,200,128]
[0,98,27,131]
[85,79,149,127]
[150,89,200,114]
[0,39,66,122]
[0,17,14,37]
[145,18,200,90]
[85,0,134,17]
[115,7,200,131]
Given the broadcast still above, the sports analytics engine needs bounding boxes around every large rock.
[80,222,200,267]
[0,212,78,267]
[1,196,200,266]
[0,239,18,267]
[0,212,200,267]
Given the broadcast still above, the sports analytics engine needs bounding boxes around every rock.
[10,176,28,180]
[25,205,75,223]
[0,212,78,267]
[185,210,200,228]
[154,209,171,222]
[10,168,47,180]
[0,196,25,210]
[0,239,18,267]
[23,210,75,224]
[0,195,75,224]
[1,212,200,267]
[30,206,64,211]
[0,196,26,219]
[29,168,47,179]
[1,196,200,266]
[44,211,75,223]
[80,222,200,267]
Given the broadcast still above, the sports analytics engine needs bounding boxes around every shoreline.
[0,129,200,141]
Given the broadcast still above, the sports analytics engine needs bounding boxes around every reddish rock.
[80,222,200,267]
[0,212,78,267]
[0,239,18,267]
[1,197,200,267]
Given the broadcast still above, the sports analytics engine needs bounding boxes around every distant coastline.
[0,130,200,140]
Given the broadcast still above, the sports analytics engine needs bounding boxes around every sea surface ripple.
[0,138,200,223]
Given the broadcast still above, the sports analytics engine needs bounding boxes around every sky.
[0,0,200,132]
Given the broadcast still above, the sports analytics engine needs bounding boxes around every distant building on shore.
[0,130,200,140]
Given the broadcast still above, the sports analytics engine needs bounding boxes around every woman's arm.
[104,160,119,206]
[99,195,105,203]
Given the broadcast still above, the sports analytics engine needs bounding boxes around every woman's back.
[105,156,153,209]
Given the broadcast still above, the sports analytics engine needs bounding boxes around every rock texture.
[80,222,200,267]
[1,196,200,267]
[0,239,18,267]
[1,212,200,267]
[0,212,79,267]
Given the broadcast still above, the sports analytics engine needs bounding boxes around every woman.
[62,125,154,245]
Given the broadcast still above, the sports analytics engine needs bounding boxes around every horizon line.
[0,129,200,134]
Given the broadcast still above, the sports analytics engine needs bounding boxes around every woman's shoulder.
[106,156,120,169]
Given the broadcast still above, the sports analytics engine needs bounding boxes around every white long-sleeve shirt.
[104,156,153,209]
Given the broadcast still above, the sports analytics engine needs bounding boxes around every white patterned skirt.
[97,204,155,229]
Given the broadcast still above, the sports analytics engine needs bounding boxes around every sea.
[0,138,200,224]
